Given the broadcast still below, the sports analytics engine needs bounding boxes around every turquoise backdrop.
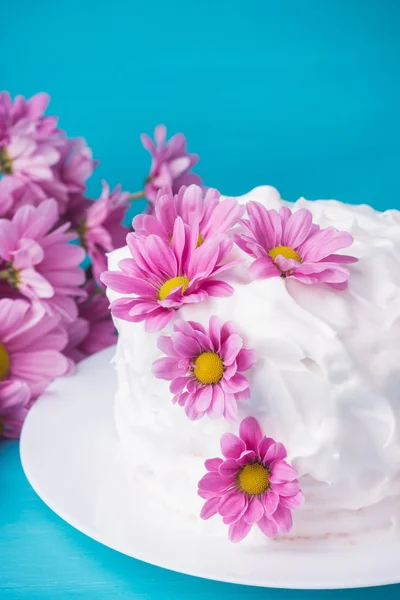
[1,0,399,598]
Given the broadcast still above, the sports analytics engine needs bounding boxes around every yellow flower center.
[0,343,10,381]
[0,263,20,288]
[238,462,270,495]
[193,352,224,385]
[77,219,88,250]
[268,245,301,263]
[0,148,13,175]
[158,276,190,301]
[170,233,204,248]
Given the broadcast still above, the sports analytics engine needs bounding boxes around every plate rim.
[20,347,400,591]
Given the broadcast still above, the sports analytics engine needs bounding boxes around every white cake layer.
[108,186,400,542]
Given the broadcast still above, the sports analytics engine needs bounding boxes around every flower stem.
[129,190,146,201]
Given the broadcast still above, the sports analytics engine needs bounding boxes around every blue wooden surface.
[1,0,400,598]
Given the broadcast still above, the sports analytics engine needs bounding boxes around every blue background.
[1,0,400,598]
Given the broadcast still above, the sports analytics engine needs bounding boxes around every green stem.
[129,190,146,201]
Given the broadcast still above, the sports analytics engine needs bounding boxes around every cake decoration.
[105,186,400,547]
[152,316,256,421]
[235,201,357,288]
[132,184,244,246]
[198,416,304,543]
[101,216,240,332]
[131,124,202,204]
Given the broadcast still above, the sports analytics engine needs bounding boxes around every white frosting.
[107,186,400,544]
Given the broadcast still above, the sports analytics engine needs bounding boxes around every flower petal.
[218,458,239,477]
[100,271,144,294]
[221,334,243,366]
[223,395,239,423]
[204,457,223,472]
[145,309,174,332]
[269,459,299,483]
[228,518,252,543]
[264,442,288,462]
[222,372,249,393]
[257,515,278,538]
[220,433,246,459]
[207,384,225,419]
[273,504,293,534]
[219,492,246,518]
[239,416,263,451]
[236,348,257,372]
[200,280,234,297]
[272,480,301,497]
[279,490,305,509]
[283,208,313,248]
[300,227,354,262]
[198,472,234,493]
[236,450,256,466]
[195,385,213,411]
[243,496,264,524]
[169,376,188,394]
[208,315,221,352]
[249,257,279,280]
[200,497,220,520]
[172,332,202,358]
[262,489,279,516]
[152,357,181,380]
[258,436,275,460]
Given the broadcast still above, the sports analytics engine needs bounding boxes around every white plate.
[20,347,400,590]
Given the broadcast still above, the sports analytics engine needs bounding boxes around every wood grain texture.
[1,442,399,599]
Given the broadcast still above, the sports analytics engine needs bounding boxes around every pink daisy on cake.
[132,185,244,245]
[152,316,256,421]
[0,298,69,438]
[101,217,239,332]
[141,125,202,203]
[198,417,304,543]
[0,199,86,321]
[235,201,357,289]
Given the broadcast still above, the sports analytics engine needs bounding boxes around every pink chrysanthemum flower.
[77,181,129,285]
[153,316,256,421]
[0,90,97,217]
[235,201,357,289]
[27,137,98,216]
[0,298,68,438]
[0,122,60,194]
[0,199,85,321]
[198,417,304,543]
[0,91,58,144]
[141,125,202,203]
[64,282,116,365]
[101,217,239,332]
[133,185,244,246]
[0,92,60,195]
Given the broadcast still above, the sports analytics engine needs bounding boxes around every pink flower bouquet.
[1,90,201,438]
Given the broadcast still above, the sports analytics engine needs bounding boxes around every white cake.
[106,186,400,546]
